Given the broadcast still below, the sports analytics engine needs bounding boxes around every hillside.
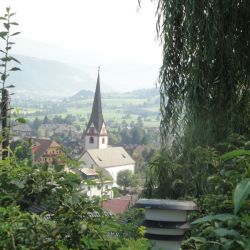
[8,55,101,96]
[70,88,159,101]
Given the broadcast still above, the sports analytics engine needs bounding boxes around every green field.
[15,92,160,128]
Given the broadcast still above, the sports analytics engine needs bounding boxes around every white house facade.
[79,168,113,199]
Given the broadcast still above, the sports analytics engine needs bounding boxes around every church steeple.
[87,68,104,133]
[84,68,108,150]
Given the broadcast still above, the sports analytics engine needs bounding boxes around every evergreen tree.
[43,115,49,124]
[32,118,42,136]
[131,127,145,145]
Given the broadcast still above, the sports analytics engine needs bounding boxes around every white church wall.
[98,136,108,149]
[106,164,135,187]
[84,135,99,150]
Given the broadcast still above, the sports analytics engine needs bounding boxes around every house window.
[102,138,105,144]
[105,185,108,190]
[89,137,94,144]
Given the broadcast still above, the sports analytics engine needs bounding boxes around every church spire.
[86,68,104,133]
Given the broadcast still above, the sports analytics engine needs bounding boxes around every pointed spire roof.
[86,68,104,133]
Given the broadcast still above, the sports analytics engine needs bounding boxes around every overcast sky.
[0,0,162,92]
[0,0,161,64]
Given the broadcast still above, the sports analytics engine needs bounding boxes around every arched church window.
[89,137,94,144]
[102,138,105,144]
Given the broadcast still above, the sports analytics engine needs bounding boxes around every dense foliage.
[117,170,138,191]
[141,0,250,249]
[0,7,150,249]
[154,0,250,147]
[0,155,149,249]
[0,7,21,159]
[143,135,250,201]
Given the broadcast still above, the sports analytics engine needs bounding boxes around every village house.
[38,124,80,138]
[80,168,113,199]
[11,124,32,138]
[30,138,64,164]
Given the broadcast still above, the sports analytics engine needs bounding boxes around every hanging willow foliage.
[152,0,250,147]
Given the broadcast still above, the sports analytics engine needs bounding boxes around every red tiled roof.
[102,199,130,214]
[29,138,60,162]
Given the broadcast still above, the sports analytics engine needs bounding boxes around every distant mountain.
[12,38,160,92]
[70,87,159,101]
[69,89,94,100]
[128,88,159,98]
[8,55,111,96]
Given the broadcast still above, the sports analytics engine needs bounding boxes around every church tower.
[84,69,108,150]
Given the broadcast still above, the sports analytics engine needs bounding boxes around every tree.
[0,6,150,250]
[136,116,143,128]
[131,127,145,145]
[32,117,42,136]
[120,128,132,144]
[153,0,250,147]
[52,115,64,124]
[117,170,134,190]
[0,7,21,159]
[121,119,128,128]
[64,114,75,125]
[43,115,49,124]
[130,120,135,128]
[0,146,149,249]
[10,140,32,161]
[109,130,122,145]
[141,135,150,145]
[140,1,250,248]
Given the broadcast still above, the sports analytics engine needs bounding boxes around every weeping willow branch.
[154,0,250,147]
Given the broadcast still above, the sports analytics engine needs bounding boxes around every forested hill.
[8,55,99,96]
[69,88,159,101]
[8,54,159,96]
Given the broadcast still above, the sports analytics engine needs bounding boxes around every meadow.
[14,90,160,128]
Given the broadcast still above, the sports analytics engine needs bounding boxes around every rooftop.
[85,147,135,168]
[29,138,61,162]
[102,198,131,214]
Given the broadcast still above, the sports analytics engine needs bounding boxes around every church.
[79,70,135,185]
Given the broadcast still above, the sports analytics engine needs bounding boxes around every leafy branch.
[0,7,21,159]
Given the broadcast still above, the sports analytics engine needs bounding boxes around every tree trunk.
[1,89,10,159]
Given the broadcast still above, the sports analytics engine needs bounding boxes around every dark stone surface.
[142,220,191,230]
[145,233,185,241]
[136,199,198,211]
